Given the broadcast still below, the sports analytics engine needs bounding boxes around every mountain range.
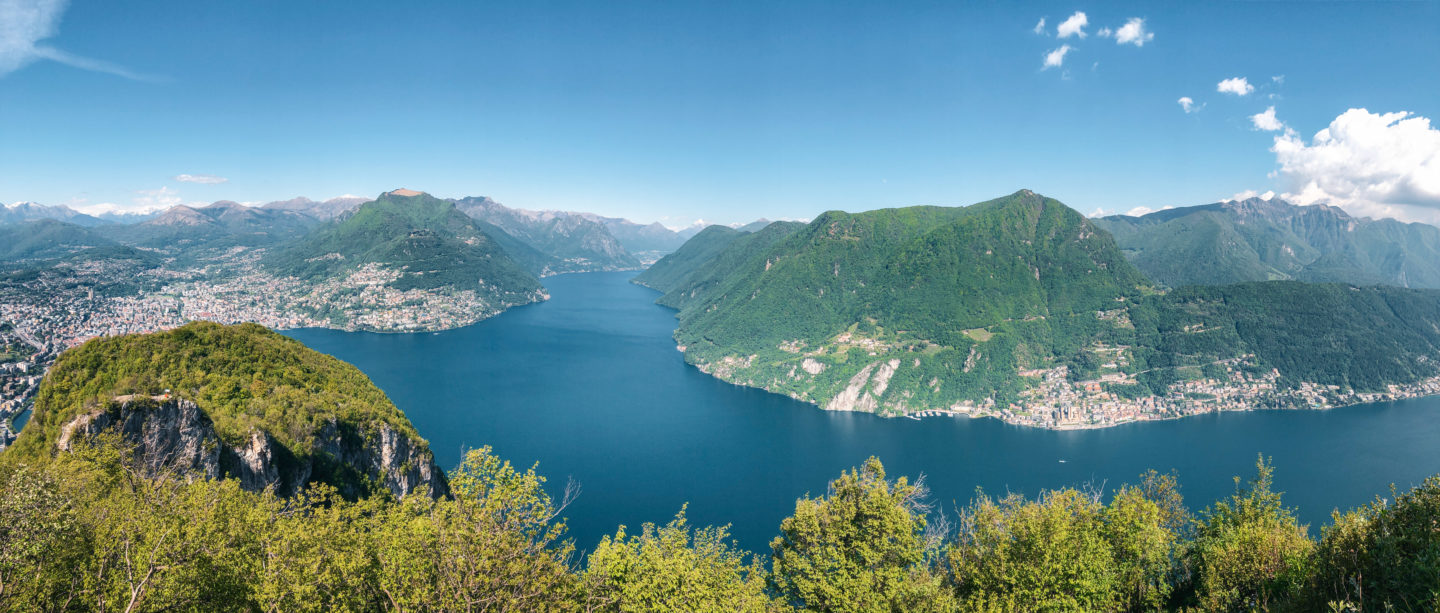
[639,190,1440,424]
[264,189,545,303]
[1095,197,1440,289]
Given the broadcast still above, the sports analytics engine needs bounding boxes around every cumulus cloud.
[174,173,229,185]
[1056,11,1088,38]
[1113,18,1154,46]
[1097,27,1112,37]
[1217,77,1254,96]
[1043,45,1072,69]
[1250,106,1286,131]
[0,0,157,80]
[1269,109,1440,222]
[1033,17,1046,34]
[1178,97,1202,114]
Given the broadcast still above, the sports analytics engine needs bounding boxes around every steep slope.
[657,190,1440,427]
[453,196,640,273]
[632,225,746,293]
[9,321,447,499]
[265,189,543,300]
[1095,198,1440,288]
[636,222,807,310]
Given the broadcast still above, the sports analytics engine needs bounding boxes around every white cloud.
[0,0,157,80]
[1125,206,1154,216]
[1113,18,1154,46]
[1056,11,1088,38]
[1250,106,1285,131]
[1217,77,1254,96]
[1269,109,1440,222]
[1228,190,1276,202]
[174,173,229,185]
[1272,75,1285,84]
[1033,17,1046,35]
[134,186,183,210]
[1097,27,1112,37]
[1178,96,1202,114]
[1043,44,1071,69]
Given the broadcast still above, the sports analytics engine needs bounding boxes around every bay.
[285,271,1440,553]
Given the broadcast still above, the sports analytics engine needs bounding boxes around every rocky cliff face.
[56,397,447,499]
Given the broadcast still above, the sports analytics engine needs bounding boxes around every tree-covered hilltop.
[7,321,445,498]
[646,190,1440,420]
[1095,197,1440,289]
[264,189,543,300]
[2,440,1435,610]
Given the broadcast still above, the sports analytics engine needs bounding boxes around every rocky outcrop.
[57,397,447,499]
[824,358,901,413]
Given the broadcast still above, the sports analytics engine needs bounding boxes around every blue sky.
[1,0,1437,226]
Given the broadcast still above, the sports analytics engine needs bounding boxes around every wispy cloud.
[1033,17,1046,35]
[1043,45,1071,69]
[1217,77,1254,96]
[174,173,229,185]
[1056,11,1088,39]
[1178,97,1203,114]
[0,0,160,80]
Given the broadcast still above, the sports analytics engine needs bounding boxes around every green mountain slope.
[9,321,446,498]
[655,190,1440,425]
[265,190,543,300]
[1095,197,1440,288]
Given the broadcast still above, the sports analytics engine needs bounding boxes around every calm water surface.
[286,271,1440,552]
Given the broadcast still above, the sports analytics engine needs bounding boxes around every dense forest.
[1,439,1435,611]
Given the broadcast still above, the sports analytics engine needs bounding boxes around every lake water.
[286,271,1440,553]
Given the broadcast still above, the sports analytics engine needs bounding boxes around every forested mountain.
[264,189,543,303]
[453,196,640,273]
[647,190,1440,423]
[1095,197,1440,288]
[8,321,446,499]
[111,200,321,251]
[0,220,155,265]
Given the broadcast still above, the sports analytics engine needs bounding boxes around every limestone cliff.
[56,396,447,499]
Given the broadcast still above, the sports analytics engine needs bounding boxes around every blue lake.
[286,271,1440,553]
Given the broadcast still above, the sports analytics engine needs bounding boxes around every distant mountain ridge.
[264,189,544,304]
[1095,197,1440,288]
[453,196,640,273]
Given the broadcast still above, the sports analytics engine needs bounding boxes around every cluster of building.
[0,251,526,438]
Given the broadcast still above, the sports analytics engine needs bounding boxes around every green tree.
[769,457,951,612]
[1307,476,1440,611]
[582,506,776,612]
[1183,456,1314,611]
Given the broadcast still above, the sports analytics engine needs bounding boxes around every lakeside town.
[0,248,537,446]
